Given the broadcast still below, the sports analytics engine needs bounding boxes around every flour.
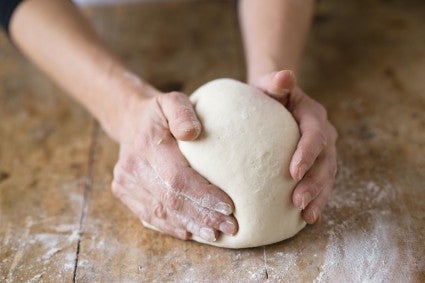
[1,217,80,282]
[42,247,62,261]
[312,161,418,282]
[314,211,402,282]
[27,273,42,283]
[4,163,418,282]
[64,252,77,272]
[135,161,420,282]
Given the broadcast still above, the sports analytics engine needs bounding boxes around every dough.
[180,78,306,248]
[144,78,306,248]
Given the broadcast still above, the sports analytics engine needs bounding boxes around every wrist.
[96,66,158,142]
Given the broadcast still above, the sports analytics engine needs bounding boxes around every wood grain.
[1,0,424,282]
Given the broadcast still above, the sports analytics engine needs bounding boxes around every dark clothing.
[1,0,24,34]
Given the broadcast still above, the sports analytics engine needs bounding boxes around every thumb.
[254,70,296,102]
[158,91,202,141]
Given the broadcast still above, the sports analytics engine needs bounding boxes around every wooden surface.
[1,0,425,282]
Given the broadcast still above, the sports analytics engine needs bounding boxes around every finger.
[292,147,337,210]
[158,91,201,141]
[131,143,237,235]
[113,181,190,240]
[146,218,190,240]
[147,139,236,217]
[131,188,220,241]
[162,189,237,235]
[143,203,219,242]
[113,151,236,239]
[290,102,329,181]
[302,180,334,224]
[146,205,219,242]
[254,70,296,101]
[139,195,220,242]
[172,210,219,242]
[113,175,219,242]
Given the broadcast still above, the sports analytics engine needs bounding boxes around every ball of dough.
[177,78,306,248]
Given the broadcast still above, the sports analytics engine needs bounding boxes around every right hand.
[253,70,338,224]
[111,87,238,242]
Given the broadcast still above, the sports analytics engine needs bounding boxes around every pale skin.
[9,0,337,242]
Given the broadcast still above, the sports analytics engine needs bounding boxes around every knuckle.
[168,174,185,193]
[112,162,135,195]
[301,131,327,160]
[315,103,328,120]
[118,155,136,175]
[175,105,194,121]
[111,180,124,199]
[329,161,338,178]
[153,130,174,146]
[162,191,183,211]
[166,91,185,104]
[185,220,198,233]
[200,210,217,227]
[153,202,166,219]
[299,148,314,164]
[308,179,324,198]
[314,130,328,149]
[329,125,338,142]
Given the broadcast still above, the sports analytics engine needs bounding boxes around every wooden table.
[1,0,424,281]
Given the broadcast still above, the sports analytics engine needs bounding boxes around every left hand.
[252,70,338,224]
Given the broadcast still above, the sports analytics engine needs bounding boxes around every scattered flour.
[26,273,42,283]
[3,161,421,282]
[2,217,80,282]
[314,211,403,282]
[137,161,420,282]
[312,161,418,282]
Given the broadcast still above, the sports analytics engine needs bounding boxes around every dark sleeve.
[1,0,24,35]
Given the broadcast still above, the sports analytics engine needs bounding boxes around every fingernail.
[287,70,295,80]
[199,228,216,242]
[297,164,307,181]
[301,192,312,210]
[180,121,197,133]
[214,202,232,215]
[219,220,236,235]
[191,119,201,131]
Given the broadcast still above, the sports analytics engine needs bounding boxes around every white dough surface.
[173,78,305,248]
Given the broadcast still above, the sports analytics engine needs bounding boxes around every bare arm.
[238,0,314,82]
[9,0,237,241]
[239,0,338,224]
[10,0,141,141]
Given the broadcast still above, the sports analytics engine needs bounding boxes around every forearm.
[10,0,150,141]
[238,0,315,83]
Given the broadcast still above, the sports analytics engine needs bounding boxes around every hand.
[253,70,338,224]
[111,87,238,241]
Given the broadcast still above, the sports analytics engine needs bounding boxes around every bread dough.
[178,78,306,248]
[144,78,306,248]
